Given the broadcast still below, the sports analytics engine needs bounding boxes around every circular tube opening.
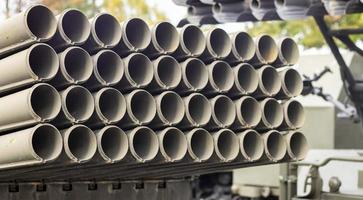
[26,5,57,39]
[260,66,282,96]
[235,63,259,94]
[124,18,151,50]
[131,127,159,161]
[60,9,90,43]
[97,88,126,123]
[282,69,303,97]
[240,130,264,161]
[209,28,232,58]
[95,50,124,85]
[159,92,185,125]
[184,58,208,91]
[30,84,61,120]
[129,90,156,124]
[238,97,262,127]
[181,25,206,56]
[233,32,256,61]
[265,131,287,161]
[212,96,236,127]
[64,86,94,122]
[32,124,62,161]
[100,126,128,162]
[280,38,299,65]
[126,53,154,87]
[66,126,96,162]
[187,94,212,126]
[155,56,181,89]
[210,61,234,92]
[215,129,239,161]
[189,129,214,161]
[161,128,188,161]
[94,13,121,46]
[285,100,305,128]
[154,22,179,53]
[28,44,59,80]
[257,35,278,63]
[288,132,308,160]
[275,0,285,7]
[63,47,93,83]
[262,99,284,128]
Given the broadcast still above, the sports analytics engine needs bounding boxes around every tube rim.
[238,130,264,161]
[126,89,156,125]
[233,63,259,95]
[153,55,182,90]
[184,93,212,127]
[179,24,206,57]
[158,127,188,162]
[213,129,239,162]
[156,91,185,126]
[93,50,124,86]
[128,126,159,162]
[186,128,214,162]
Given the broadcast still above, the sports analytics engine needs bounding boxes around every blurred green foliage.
[247,14,363,48]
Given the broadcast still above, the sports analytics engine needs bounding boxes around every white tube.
[176,58,209,94]
[233,96,262,130]
[51,46,93,88]
[0,124,62,169]
[200,27,232,62]
[158,127,188,162]
[113,18,151,56]
[0,83,61,132]
[262,130,287,162]
[280,99,305,130]
[213,129,239,162]
[284,131,308,161]
[185,128,214,162]
[47,8,91,50]
[276,68,303,99]
[274,37,300,67]
[229,63,259,97]
[151,91,185,129]
[207,95,236,130]
[127,126,159,162]
[0,43,59,94]
[257,98,284,130]
[203,61,234,95]
[249,35,279,66]
[226,31,256,63]
[253,65,282,98]
[172,24,206,60]
[95,126,129,163]
[237,130,264,161]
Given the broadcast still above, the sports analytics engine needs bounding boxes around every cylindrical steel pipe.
[82,13,121,53]
[253,65,282,98]
[148,55,182,93]
[84,50,124,91]
[118,89,156,129]
[232,96,262,130]
[257,98,284,130]
[276,68,303,99]
[0,83,61,132]
[172,24,206,60]
[113,18,151,56]
[207,95,236,130]
[262,130,287,162]
[203,60,234,95]
[212,129,239,162]
[249,35,279,66]
[95,126,129,163]
[179,93,212,130]
[176,58,209,95]
[280,99,305,130]
[116,53,154,92]
[273,37,300,67]
[185,128,214,162]
[229,63,259,98]
[53,85,95,127]
[144,22,180,57]
[237,129,264,161]
[0,124,62,169]
[158,127,188,162]
[0,5,57,57]
[226,32,256,64]
[127,126,159,162]
[51,46,93,88]
[150,91,185,129]
[87,87,126,128]
[0,43,59,95]
[284,131,308,161]
[199,28,232,62]
[47,8,91,50]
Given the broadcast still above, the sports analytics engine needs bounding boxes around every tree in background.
[247,14,363,48]
[2,0,167,24]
